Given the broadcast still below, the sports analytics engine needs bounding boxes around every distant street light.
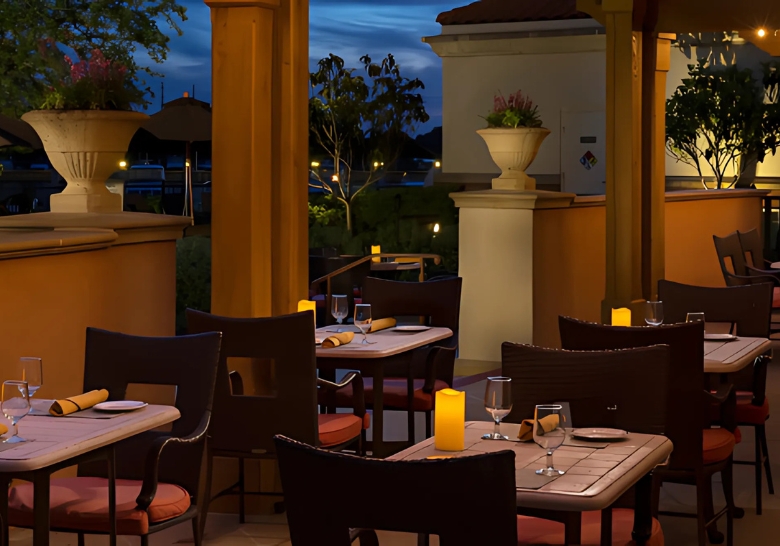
[119,160,127,169]
[758,28,767,38]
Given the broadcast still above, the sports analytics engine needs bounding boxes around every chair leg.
[141,536,149,546]
[407,408,416,446]
[755,426,764,515]
[425,411,432,439]
[78,534,85,546]
[192,516,203,546]
[722,459,735,546]
[238,457,246,524]
[650,475,661,519]
[417,533,430,546]
[759,424,774,495]
[198,451,213,543]
[696,472,718,546]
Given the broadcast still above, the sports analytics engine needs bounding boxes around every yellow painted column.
[206,0,309,318]
[601,0,644,323]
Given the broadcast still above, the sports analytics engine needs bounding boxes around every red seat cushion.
[517,509,664,545]
[318,413,363,447]
[334,378,450,412]
[736,392,770,425]
[703,428,736,465]
[8,478,190,535]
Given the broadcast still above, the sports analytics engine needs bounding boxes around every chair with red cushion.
[659,279,774,515]
[7,328,223,546]
[186,309,368,526]
[560,318,737,546]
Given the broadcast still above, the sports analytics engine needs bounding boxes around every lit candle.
[298,300,317,330]
[371,245,381,263]
[611,307,632,326]
[434,388,465,451]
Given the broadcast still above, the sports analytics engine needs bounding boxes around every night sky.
[146,0,464,131]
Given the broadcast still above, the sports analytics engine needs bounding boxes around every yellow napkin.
[49,389,109,416]
[322,332,354,348]
[517,414,560,442]
[368,318,397,333]
[0,423,7,435]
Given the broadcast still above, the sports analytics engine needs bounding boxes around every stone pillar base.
[50,191,122,213]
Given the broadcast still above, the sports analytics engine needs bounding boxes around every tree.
[666,61,780,189]
[309,54,429,232]
[0,0,187,117]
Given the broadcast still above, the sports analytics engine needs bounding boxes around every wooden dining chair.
[186,309,368,526]
[333,276,462,444]
[659,279,774,514]
[559,317,736,546]
[502,342,669,545]
[737,228,780,320]
[713,231,779,288]
[6,328,223,546]
[274,435,518,546]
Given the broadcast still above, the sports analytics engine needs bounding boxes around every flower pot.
[22,110,149,213]
[477,127,551,191]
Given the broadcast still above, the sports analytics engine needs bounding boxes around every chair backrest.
[658,279,772,338]
[558,317,704,470]
[80,328,222,495]
[274,436,518,546]
[738,228,764,269]
[713,231,749,284]
[502,343,670,436]
[186,310,319,454]
[310,256,373,325]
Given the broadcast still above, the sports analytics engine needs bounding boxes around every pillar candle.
[611,307,631,326]
[434,388,465,451]
[371,245,381,263]
[298,300,317,330]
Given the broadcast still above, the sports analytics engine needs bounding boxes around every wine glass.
[645,301,663,326]
[686,312,705,324]
[20,357,43,398]
[331,295,348,329]
[354,304,375,344]
[482,377,512,440]
[534,404,566,476]
[2,380,30,443]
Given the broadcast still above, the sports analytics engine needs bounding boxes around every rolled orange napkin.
[517,414,560,442]
[49,389,109,416]
[368,318,397,333]
[322,332,354,348]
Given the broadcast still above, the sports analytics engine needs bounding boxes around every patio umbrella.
[0,114,42,149]
[143,94,211,220]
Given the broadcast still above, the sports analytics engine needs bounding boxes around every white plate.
[93,401,148,413]
[571,428,628,440]
[394,325,431,332]
[704,334,737,342]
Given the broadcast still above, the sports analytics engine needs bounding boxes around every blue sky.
[145,0,463,132]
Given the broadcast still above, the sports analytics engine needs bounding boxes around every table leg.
[373,364,385,458]
[107,446,117,546]
[33,471,50,546]
[564,512,581,544]
[632,473,653,544]
[600,507,612,546]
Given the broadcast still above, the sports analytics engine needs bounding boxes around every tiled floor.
[10,359,780,545]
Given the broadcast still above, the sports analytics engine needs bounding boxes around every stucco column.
[602,0,644,322]
[206,0,309,318]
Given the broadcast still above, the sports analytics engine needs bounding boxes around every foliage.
[309,53,429,231]
[0,0,187,116]
[483,90,542,129]
[308,194,345,227]
[666,61,780,189]
[40,50,145,110]
[176,236,210,334]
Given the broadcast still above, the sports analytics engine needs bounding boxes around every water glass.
[686,312,705,324]
[2,380,30,443]
[354,303,375,344]
[645,301,663,326]
[331,295,348,326]
[534,404,566,476]
[482,377,512,440]
[20,357,43,398]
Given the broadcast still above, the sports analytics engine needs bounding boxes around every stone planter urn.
[22,110,149,213]
[477,127,551,191]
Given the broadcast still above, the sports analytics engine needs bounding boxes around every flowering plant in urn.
[22,50,150,213]
[477,89,550,191]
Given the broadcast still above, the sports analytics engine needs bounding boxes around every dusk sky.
[146,0,464,132]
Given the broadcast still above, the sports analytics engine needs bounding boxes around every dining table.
[392,421,673,545]
[316,325,453,458]
[703,336,771,374]
[0,404,180,546]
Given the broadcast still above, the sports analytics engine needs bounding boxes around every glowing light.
[331,174,339,182]
[373,161,379,168]
[758,28,767,38]
[433,223,440,233]
[119,161,127,168]
[435,161,441,168]
[311,161,320,168]
[185,160,191,168]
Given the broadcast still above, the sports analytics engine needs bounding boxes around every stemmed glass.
[2,380,30,443]
[331,295,348,330]
[645,301,663,326]
[482,377,512,440]
[20,357,43,398]
[686,312,705,324]
[354,304,375,344]
[534,404,566,476]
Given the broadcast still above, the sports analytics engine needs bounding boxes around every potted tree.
[477,90,550,191]
[22,50,149,213]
